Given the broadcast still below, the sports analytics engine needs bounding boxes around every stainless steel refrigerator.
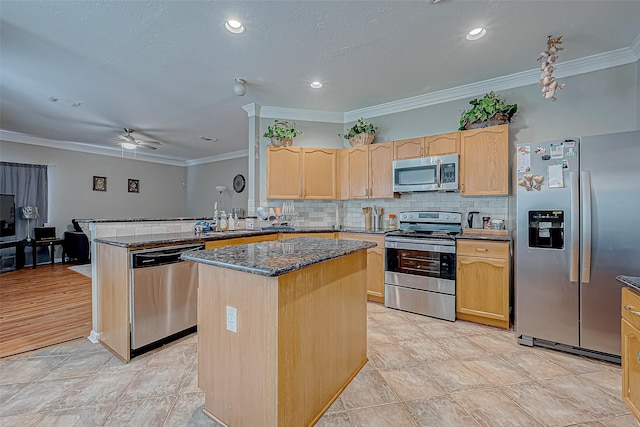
[515,129,640,361]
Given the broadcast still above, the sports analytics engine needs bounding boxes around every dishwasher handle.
[132,244,204,268]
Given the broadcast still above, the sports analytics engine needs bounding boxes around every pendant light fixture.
[233,78,247,96]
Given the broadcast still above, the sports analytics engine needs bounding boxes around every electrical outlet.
[226,306,237,333]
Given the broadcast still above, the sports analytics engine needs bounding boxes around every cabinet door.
[456,254,510,329]
[622,318,640,421]
[267,146,302,199]
[303,148,336,199]
[393,138,425,160]
[459,124,508,196]
[366,248,384,303]
[347,146,369,199]
[425,132,460,156]
[337,149,350,200]
[369,142,395,198]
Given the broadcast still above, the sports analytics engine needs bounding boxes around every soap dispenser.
[219,211,228,231]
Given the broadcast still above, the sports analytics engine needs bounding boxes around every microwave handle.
[436,159,442,188]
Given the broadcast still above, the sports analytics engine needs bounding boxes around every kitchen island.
[182,237,375,427]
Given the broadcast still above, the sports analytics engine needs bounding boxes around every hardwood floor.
[0,264,92,359]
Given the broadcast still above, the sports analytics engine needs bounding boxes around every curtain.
[0,162,48,242]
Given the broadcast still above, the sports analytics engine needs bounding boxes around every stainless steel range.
[384,211,462,321]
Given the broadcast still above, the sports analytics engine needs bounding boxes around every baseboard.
[88,330,100,343]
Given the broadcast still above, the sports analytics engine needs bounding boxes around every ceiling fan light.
[121,142,137,150]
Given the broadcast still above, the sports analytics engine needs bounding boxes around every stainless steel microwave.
[392,154,459,192]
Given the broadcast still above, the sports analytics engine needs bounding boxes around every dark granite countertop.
[181,237,376,277]
[456,234,511,242]
[93,227,390,248]
[617,276,640,292]
[75,217,211,223]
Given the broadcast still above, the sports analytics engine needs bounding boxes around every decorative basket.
[464,114,510,130]
[348,133,375,147]
[270,137,294,147]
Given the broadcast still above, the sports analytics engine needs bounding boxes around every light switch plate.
[226,306,237,333]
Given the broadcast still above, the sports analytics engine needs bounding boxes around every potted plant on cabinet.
[263,120,303,146]
[339,118,378,147]
[458,91,518,131]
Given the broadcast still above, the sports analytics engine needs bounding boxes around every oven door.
[385,237,456,294]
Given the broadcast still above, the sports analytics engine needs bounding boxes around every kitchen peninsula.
[182,237,374,426]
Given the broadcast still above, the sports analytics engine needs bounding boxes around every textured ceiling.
[1,1,639,163]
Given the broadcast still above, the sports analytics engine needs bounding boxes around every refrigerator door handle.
[569,171,579,282]
[581,170,592,283]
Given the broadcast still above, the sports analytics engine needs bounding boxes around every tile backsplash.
[260,192,508,229]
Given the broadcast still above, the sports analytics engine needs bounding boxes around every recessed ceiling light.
[121,142,137,150]
[200,136,218,142]
[225,19,245,34]
[466,27,486,41]
[310,81,323,89]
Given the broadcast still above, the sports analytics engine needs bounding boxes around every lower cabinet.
[622,287,640,421]
[456,239,510,329]
[339,233,385,303]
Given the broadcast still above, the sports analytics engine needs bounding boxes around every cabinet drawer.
[623,287,640,330]
[457,239,509,259]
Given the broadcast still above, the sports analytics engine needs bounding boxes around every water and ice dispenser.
[528,210,564,249]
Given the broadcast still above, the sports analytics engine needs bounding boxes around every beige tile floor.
[0,302,637,427]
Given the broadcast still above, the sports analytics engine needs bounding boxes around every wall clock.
[233,174,246,193]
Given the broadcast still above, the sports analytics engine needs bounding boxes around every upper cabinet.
[267,146,302,199]
[267,146,337,200]
[345,142,395,199]
[459,124,509,196]
[393,132,459,160]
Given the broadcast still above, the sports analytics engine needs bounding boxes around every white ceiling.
[1,1,639,164]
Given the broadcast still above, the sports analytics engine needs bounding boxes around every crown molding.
[345,42,640,122]
[184,149,248,166]
[0,130,187,166]
[241,103,259,117]
[258,106,344,123]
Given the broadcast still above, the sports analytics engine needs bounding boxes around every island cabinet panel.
[393,137,425,160]
[197,251,368,426]
[97,243,131,362]
[622,287,640,421]
[267,146,303,199]
[339,233,385,303]
[425,131,460,156]
[456,239,510,330]
[459,124,509,196]
[303,148,337,199]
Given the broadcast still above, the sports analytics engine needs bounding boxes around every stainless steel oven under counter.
[384,211,461,321]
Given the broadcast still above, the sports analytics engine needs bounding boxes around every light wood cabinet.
[267,146,336,200]
[302,148,336,199]
[344,142,395,199]
[425,131,460,156]
[393,137,425,160]
[339,233,385,303]
[267,146,302,199]
[393,133,459,160]
[459,124,509,196]
[456,239,510,329]
[622,287,640,421]
[205,234,278,249]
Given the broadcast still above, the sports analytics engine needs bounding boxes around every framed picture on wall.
[128,179,140,193]
[93,176,107,192]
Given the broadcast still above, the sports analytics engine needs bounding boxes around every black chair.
[63,230,90,264]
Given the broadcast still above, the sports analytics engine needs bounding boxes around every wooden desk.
[18,238,65,269]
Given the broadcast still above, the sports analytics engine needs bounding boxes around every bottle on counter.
[389,213,398,230]
[228,212,235,231]
[219,211,228,231]
[212,202,219,231]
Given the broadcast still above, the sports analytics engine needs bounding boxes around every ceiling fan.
[117,128,161,150]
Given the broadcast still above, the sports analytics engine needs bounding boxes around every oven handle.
[385,239,455,254]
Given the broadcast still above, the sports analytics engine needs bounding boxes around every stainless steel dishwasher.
[129,243,204,356]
